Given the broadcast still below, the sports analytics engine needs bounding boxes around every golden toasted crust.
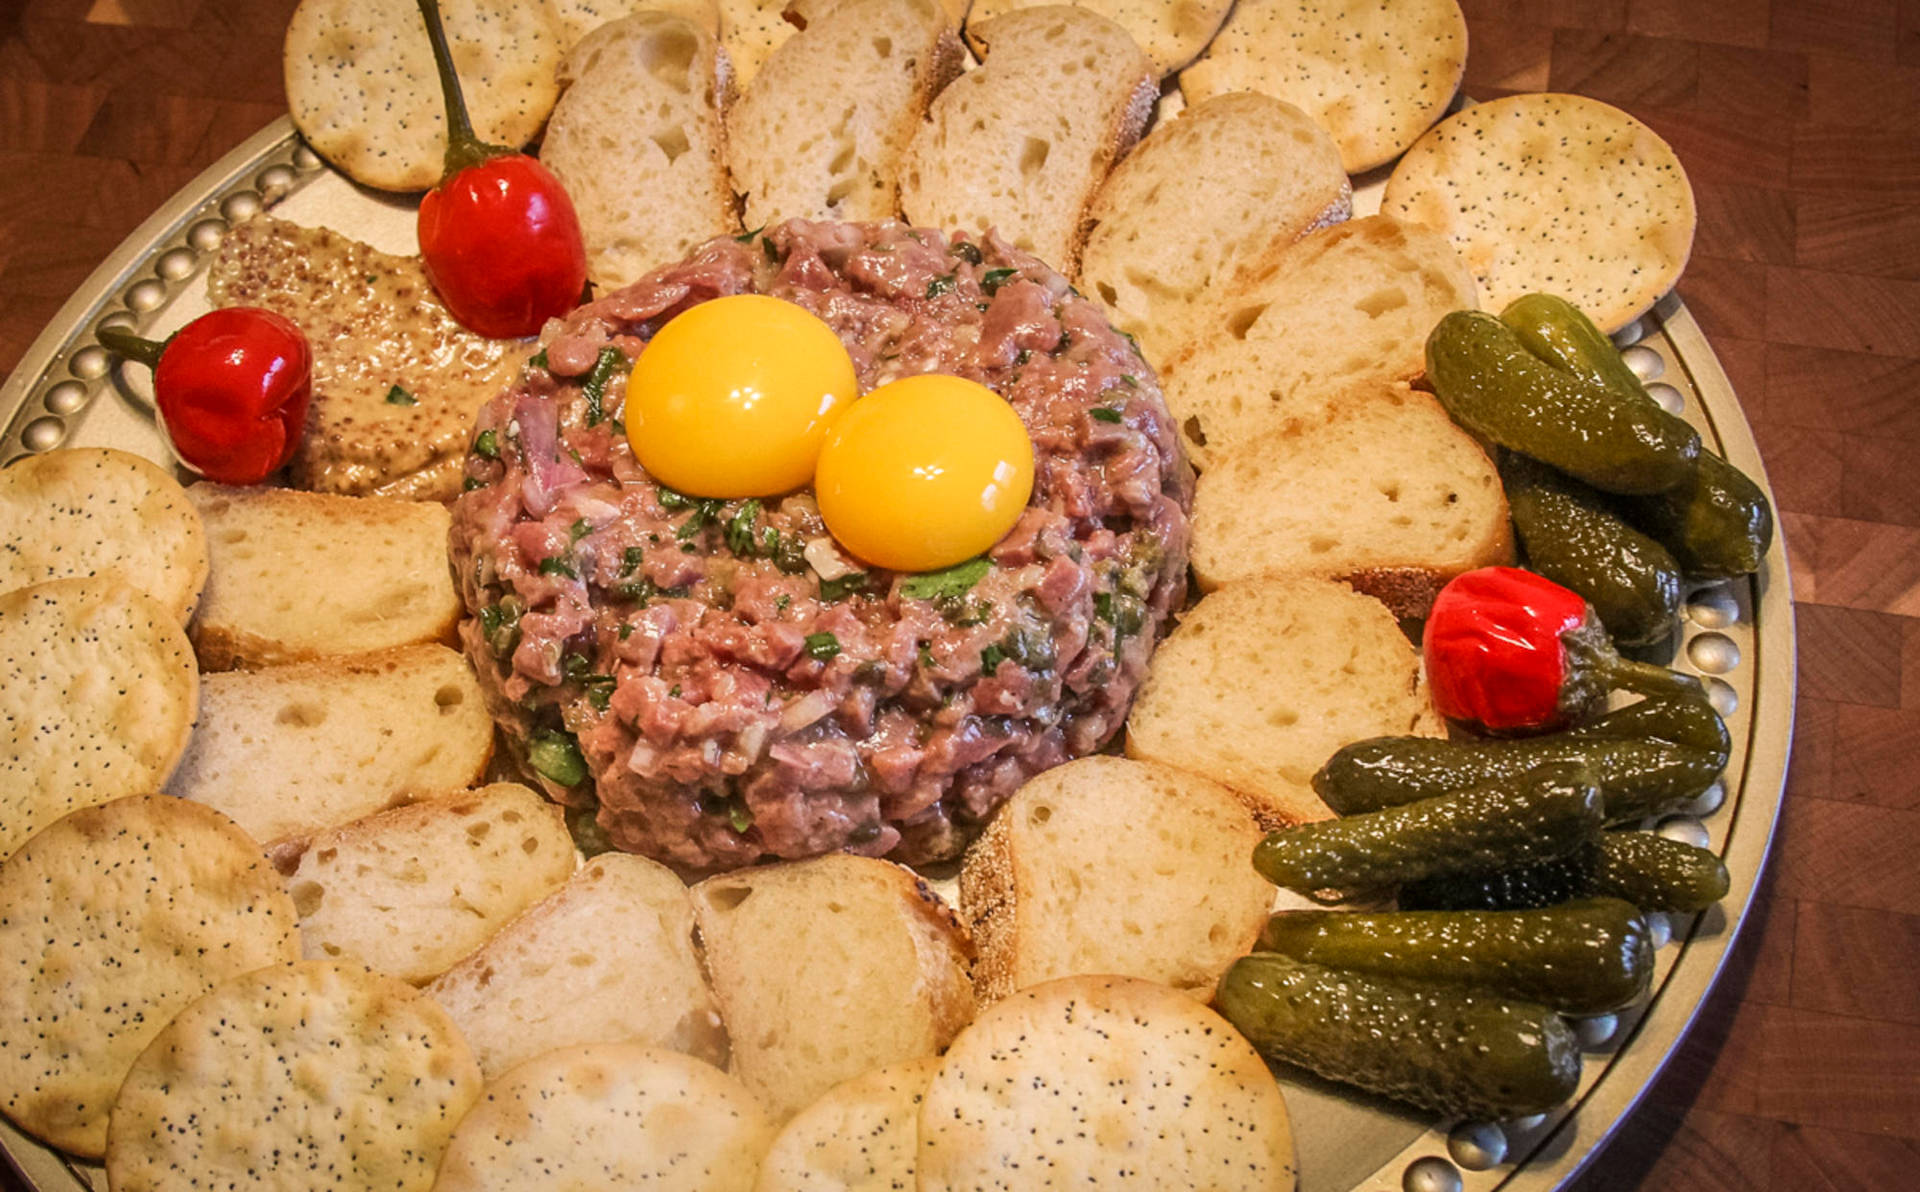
[0,796,299,1157]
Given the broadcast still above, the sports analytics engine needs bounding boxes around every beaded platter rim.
[0,117,1793,1192]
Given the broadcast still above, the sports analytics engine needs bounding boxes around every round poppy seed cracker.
[104,960,483,1191]
[0,795,299,1158]
[0,447,208,623]
[1178,0,1468,174]
[284,0,564,192]
[1381,92,1697,333]
[0,578,198,862]
[757,1055,941,1191]
[917,975,1296,1191]
[432,1043,772,1191]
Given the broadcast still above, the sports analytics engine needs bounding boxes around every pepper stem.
[414,0,507,180]
[1605,656,1706,701]
[96,326,167,370]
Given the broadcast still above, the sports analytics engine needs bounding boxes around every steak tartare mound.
[450,219,1192,871]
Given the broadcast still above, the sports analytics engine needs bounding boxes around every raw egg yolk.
[625,294,858,497]
[814,374,1035,572]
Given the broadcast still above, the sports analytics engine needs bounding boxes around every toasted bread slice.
[426,852,726,1079]
[754,1056,940,1192]
[961,0,1230,74]
[1383,92,1697,333]
[1159,213,1476,469]
[1190,383,1512,618]
[203,216,524,501]
[167,644,493,846]
[1179,0,1467,174]
[1077,91,1351,366]
[960,756,1273,1005]
[0,448,208,623]
[691,854,974,1120]
[900,5,1155,271]
[543,13,739,291]
[730,0,961,228]
[917,976,1295,1191]
[1125,576,1434,828]
[184,483,459,671]
[283,783,575,984]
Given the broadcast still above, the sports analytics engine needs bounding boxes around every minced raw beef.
[450,219,1192,872]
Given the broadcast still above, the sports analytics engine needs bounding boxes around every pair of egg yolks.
[624,294,1034,573]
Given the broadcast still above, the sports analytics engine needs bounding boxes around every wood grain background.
[3,0,1916,1189]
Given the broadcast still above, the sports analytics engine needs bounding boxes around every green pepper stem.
[1605,657,1705,701]
[414,0,506,180]
[96,326,166,370]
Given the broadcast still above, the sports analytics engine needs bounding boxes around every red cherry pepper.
[413,0,587,339]
[98,309,312,486]
[1422,566,1699,735]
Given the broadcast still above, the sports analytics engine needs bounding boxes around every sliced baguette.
[1077,91,1351,366]
[899,5,1155,271]
[426,852,726,1080]
[1190,383,1512,618]
[1159,213,1477,469]
[542,13,739,291]
[753,1056,941,1192]
[960,756,1273,1005]
[184,483,459,671]
[962,0,1230,75]
[283,783,576,984]
[1178,0,1468,174]
[730,0,961,228]
[691,854,975,1121]
[167,643,494,846]
[1125,576,1434,829]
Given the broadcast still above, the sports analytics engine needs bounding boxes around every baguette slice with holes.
[754,1055,941,1192]
[1190,383,1512,618]
[185,483,459,671]
[729,0,961,228]
[1077,91,1350,365]
[550,0,722,46]
[900,5,1155,271]
[960,756,1272,1006]
[1125,576,1435,829]
[426,852,726,1079]
[284,783,575,984]
[692,854,974,1120]
[167,643,493,846]
[1159,213,1476,469]
[543,13,738,291]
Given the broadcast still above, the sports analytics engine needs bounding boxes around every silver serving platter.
[0,118,1794,1192]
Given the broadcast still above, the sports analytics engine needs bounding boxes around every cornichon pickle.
[1313,734,1722,821]
[1499,293,1774,578]
[1426,310,1699,494]
[1254,764,1602,896]
[1501,451,1683,647]
[1618,449,1775,579]
[1216,954,1582,1119]
[1257,898,1653,1015]
[1566,692,1729,768]
[1400,831,1731,914]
